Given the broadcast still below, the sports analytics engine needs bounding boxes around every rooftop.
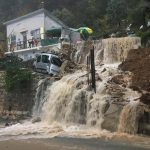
[3,8,68,28]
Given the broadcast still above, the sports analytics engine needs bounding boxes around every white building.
[4,8,80,61]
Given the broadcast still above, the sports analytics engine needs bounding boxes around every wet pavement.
[0,137,149,150]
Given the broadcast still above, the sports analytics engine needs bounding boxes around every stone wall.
[0,71,41,119]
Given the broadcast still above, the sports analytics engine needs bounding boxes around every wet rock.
[129,86,141,92]
[4,122,14,127]
[101,68,106,73]
[138,111,150,135]
[60,60,69,75]
[102,101,110,114]
[119,48,150,92]
[5,122,10,127]
[95,73,102,81]
[106,83,126,102]
[32,117,41,123]
[102,104,123,132]
[118,101,146,134]
[60,60,82,75]
[110,73,132,88]
[140,92,150,105]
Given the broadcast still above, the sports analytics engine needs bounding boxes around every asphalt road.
[0,137,149,150]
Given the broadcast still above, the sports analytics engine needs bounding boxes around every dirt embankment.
[119,48,150,105]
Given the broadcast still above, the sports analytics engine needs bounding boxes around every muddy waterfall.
[34,37,149,135]
[0,37,149,140]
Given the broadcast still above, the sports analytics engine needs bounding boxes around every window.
[37,55,41,62]
[42,55,49,63]
[10,35,16,44]
[31,29,40,39]
[51,57,62,67]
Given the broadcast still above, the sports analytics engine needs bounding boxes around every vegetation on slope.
[0,0,149,40]
[1,56,32,91]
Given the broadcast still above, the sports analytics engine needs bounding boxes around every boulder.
[32,117,41,123]
[101,104,123,132]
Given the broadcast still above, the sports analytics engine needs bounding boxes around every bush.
[136,30,150,46]
[5,68,32,91]
[3,56,32,91]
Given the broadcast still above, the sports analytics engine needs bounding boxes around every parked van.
[33,53,62,75]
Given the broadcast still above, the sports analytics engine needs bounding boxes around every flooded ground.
[0,136,149,150]
[0,121,149,149]
[0,39,149,149]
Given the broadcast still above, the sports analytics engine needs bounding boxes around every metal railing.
[8,38,41,51]
[8,37,60,52]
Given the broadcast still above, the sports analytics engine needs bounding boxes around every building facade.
[4,9,80,61]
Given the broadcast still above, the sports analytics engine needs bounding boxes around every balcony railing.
[8,37,60,52]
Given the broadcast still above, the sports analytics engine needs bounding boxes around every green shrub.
[136,30,150,46]
[4,57,32,91]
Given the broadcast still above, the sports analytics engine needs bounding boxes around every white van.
[33,53,62,75]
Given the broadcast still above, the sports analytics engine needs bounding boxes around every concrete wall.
[7,13,45,51]
[44,15,62,31]
[15,49,37,61]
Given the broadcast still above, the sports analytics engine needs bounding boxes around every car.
[33,53,62,75]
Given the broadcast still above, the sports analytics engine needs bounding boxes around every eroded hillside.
[119,48,150,105]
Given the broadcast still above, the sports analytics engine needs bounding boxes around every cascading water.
[118,100,145,134]
[0,37,149,144]
[41,70,109,128]
[71,37,141,64]
[32,78,49,117]
[101,37,141,64]
[0,65,122,140]
[38,37,147,136]
[41,72,89,124]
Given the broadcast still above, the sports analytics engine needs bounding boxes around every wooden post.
[87,56,90,85]
[90,46,96,93]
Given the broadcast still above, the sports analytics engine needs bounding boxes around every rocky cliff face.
[67,38,149,134]
[119,48,150,105]
[0,38,149,135]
